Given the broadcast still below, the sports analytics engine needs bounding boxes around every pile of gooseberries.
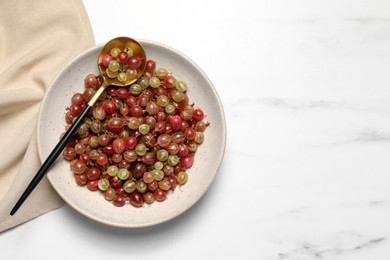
[99,47,143,83]
[63,55,208,208]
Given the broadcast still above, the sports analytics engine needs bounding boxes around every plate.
[37,39,226,228]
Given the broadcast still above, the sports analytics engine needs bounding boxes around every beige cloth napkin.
[0,0,95,232]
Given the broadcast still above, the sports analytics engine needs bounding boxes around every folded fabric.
[0,0,95,232]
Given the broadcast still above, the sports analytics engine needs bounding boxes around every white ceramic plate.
[37,39,226,228]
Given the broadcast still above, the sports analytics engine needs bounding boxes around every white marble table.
[2,0,390,259]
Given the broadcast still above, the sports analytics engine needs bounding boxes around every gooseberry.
[63,58,209,208]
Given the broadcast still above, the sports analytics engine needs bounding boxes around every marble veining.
[253,201,390,259]
[277,236,386,259]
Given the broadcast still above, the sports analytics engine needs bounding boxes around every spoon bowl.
[97,36,146,86]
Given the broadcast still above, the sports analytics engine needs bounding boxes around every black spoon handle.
[10,105,92,215]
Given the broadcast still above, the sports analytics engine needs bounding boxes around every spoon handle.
[10,82,108,215]
[10,104,92,216]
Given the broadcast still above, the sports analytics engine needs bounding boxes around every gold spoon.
[10,37,146,215]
